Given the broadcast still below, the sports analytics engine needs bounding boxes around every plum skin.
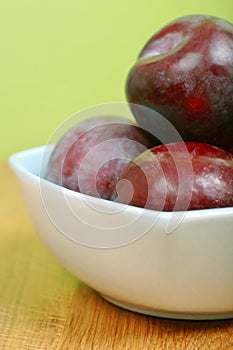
[45,116,158,200]
[113,142,233,211]
[126,15,233,150]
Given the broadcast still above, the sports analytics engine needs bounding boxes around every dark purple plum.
[113,142,233,211]
[45,116,158,199]
[126,15,233,150]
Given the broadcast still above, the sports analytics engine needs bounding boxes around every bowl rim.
[8,145,233,220]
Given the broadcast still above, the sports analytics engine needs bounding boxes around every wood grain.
[0,161,233,349]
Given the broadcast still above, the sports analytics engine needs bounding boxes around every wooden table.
[1,161,233,349]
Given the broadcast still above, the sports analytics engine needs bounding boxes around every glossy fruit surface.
[126,15,233,150]
[113,142,233,211]
[45,116,158,199]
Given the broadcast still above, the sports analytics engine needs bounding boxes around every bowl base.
[100,294,233,321]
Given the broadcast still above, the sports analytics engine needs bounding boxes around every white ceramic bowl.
[9,145,233,320]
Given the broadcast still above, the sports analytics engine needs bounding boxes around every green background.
[1,0,233,159]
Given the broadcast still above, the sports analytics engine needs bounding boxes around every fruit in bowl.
[45,111,233,212]
[113,142,233,211]
[126,15,233,150]
[45,116,158,200]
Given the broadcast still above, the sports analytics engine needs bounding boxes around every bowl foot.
[100,294,233,320]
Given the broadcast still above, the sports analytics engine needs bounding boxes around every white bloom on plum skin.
[173,52,202,72]
[210,35,233,66]
[139,32,183,59]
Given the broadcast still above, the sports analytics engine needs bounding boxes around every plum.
[45,116,158,199]
[113,142,233,211]
[126,15,233,150]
